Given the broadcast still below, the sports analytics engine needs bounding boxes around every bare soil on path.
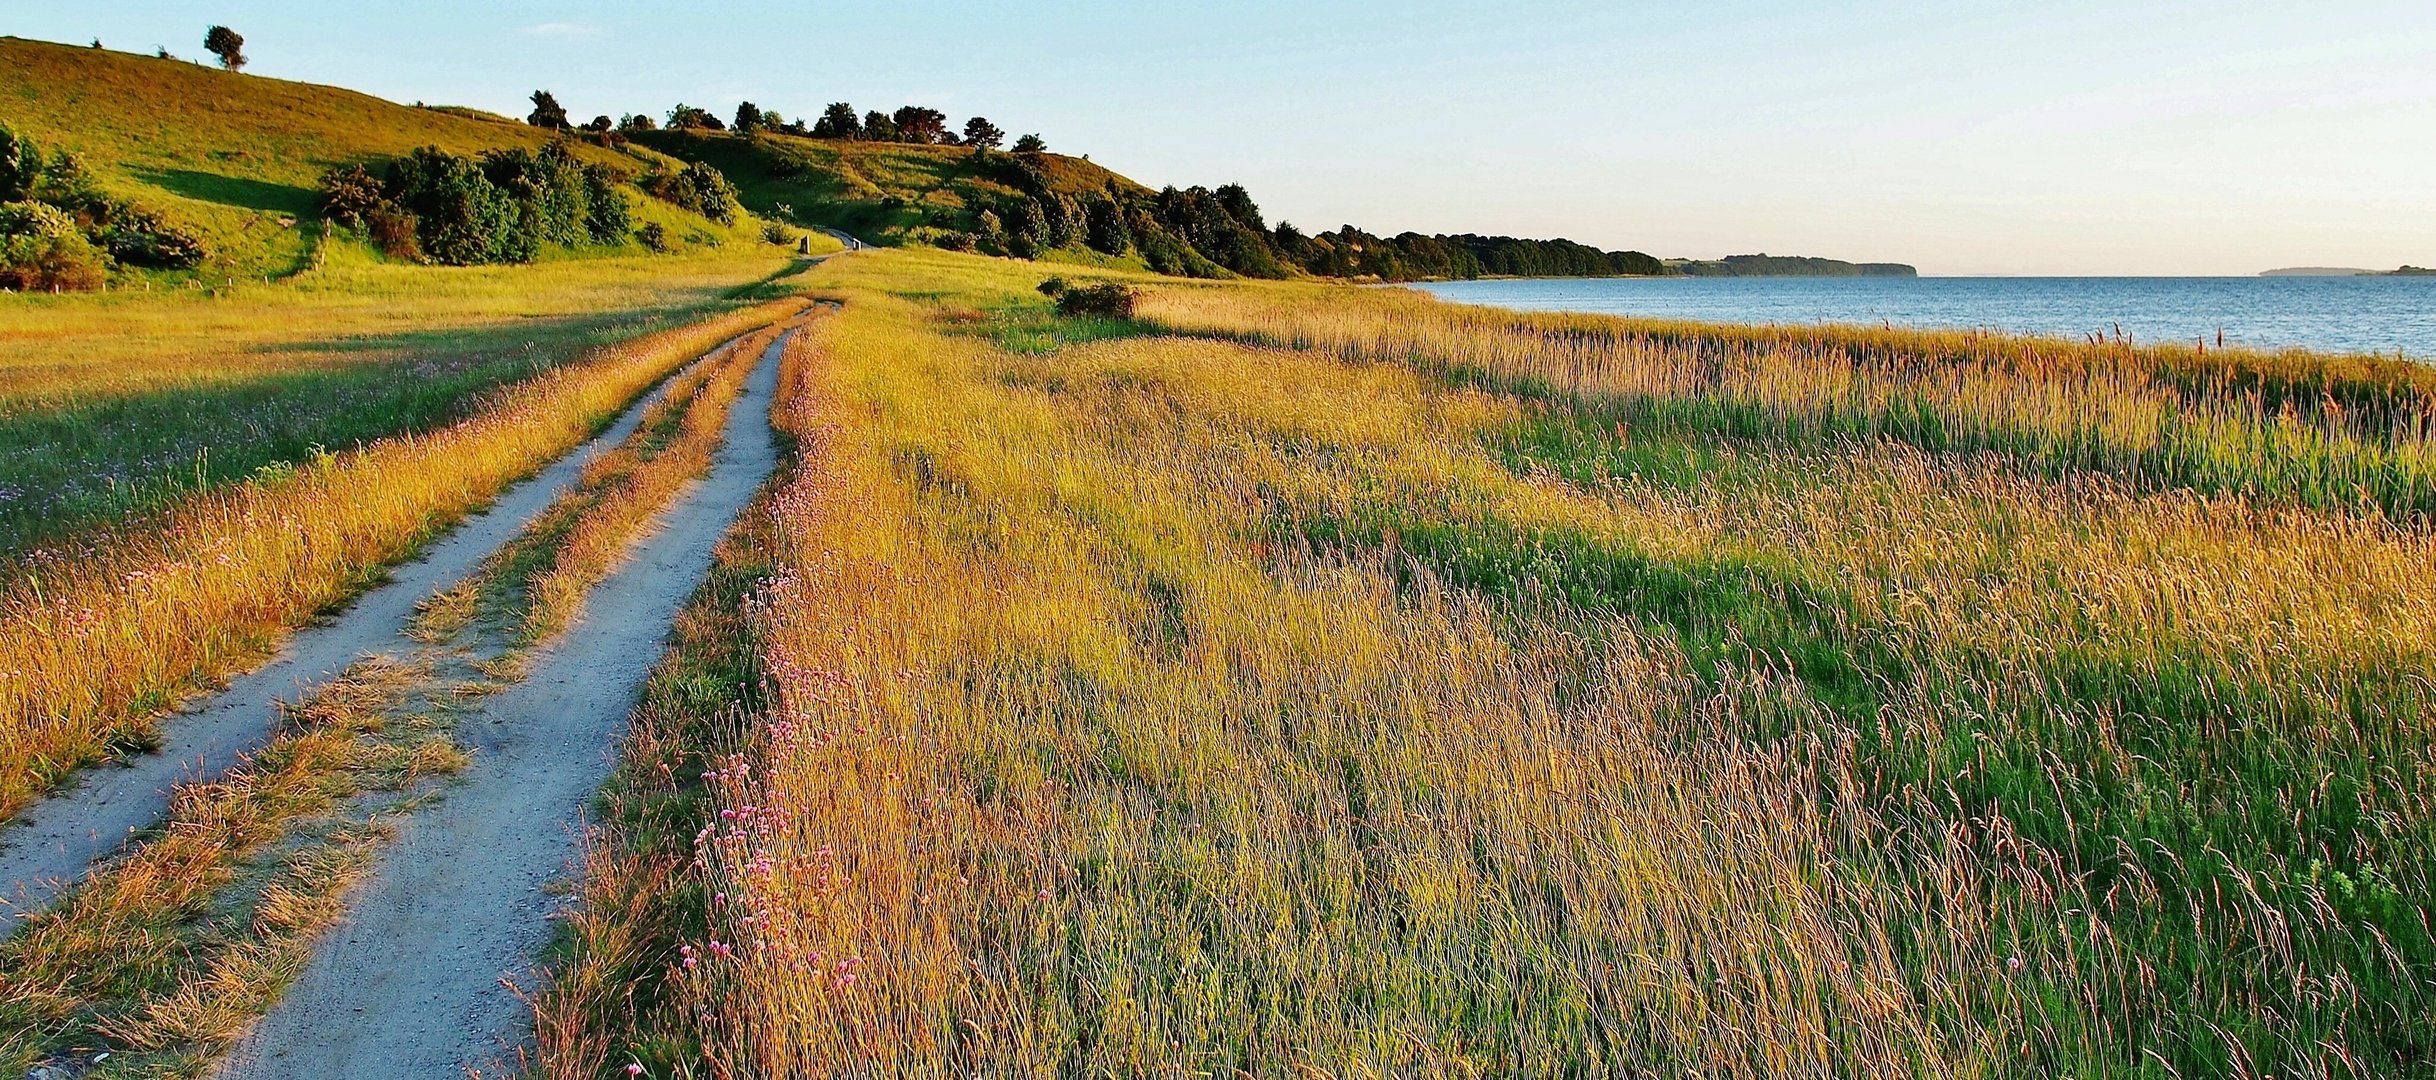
[0,345,722,942]
[215,329,790,1079]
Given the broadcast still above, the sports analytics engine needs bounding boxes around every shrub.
[580,168,631,245]
[1055,282,1137,319]
[0,126,44,203]
[386,146,521,265]
[1036,276,1068,298]
[644,162,738,225]
[1013,133,1047,154]
[1006,234,1039,260]
[98,206,209,269]
[666,104,724,131]
[0,201,107,291]
[635,221,672,253]
[367,207,422,260]
[482,143,589,248]
[762,222,793,245]
[316,164,389,228]
[1084,197,1131,255]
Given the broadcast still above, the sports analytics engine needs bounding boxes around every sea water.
[1406,276,2436,359]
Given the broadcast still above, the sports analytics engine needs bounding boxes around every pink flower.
[627,1065,645,1077]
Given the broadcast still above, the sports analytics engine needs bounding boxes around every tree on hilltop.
[203,25,246,71]
[814,102,861,139]
[666,104,725,131]
[1013,133,1047,154]
[962,117,1006,150]
[733,101,765,133]
[862,110,898,141]
[892,106,948,144]
[527,90,571,129]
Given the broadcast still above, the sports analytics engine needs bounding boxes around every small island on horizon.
[2260,266,2434,277]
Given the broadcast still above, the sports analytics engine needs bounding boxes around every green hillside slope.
[634,128,1146,253]
[0,36,767,278]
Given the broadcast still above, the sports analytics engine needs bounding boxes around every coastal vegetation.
[5,26,2428,1080]
[528,249,2436,1079]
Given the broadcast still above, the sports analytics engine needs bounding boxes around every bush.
[367,207,422,261]
[635,221,672,253]
[0,126,40,202]
[98,206,208,268]
[317,164,388,228]
[1036,276,1068,298]
[0,201,107,291]
[386,147,522,265]
[644,162,737,225]
[1055,282,1137,319]
[762,222,793,246]
[581,168,631,245]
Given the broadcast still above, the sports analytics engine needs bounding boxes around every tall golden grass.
[508,314,807,644]
[1137,282,2436,518]
[546,251,2434,1078]
[0,300,801,820]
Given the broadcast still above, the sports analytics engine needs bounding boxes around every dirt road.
[216,328,790,1079]
[0,344,723,942]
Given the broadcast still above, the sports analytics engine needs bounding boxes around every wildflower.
[627,1065,645,1078]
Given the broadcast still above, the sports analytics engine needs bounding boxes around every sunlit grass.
[1137,279,2436,519]
[520,248,2436,1077]
[0,298,802,822]
[0,242,798,556]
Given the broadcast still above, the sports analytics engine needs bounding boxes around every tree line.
[933,155,1663,283]
[526,91,1048,156]
[316,141,738,265]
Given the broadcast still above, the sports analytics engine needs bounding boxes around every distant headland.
[2260,266,2434,277]
[1665,254,1918,278]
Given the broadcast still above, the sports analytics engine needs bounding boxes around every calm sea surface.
[1406,276,2436,359]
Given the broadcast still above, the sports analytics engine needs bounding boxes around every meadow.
[539,249,2434,1079]
[0,242,811,557]
[0,272,803,822]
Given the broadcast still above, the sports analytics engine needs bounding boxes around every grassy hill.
[634,128,1148,255]
[0,36,771,278]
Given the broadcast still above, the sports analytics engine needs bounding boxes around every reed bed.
[1137,282,2436,519]
[662,279,1976,1076]
[0,300,801,822]
[540,250,2433,1078]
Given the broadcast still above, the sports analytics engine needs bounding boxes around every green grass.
[0,240,797,558]
[0,35,777,279]
[634,128,1148,256]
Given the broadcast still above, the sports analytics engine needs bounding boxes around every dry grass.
[0,299,803,822]
[489,312,808,646]
[525,250,2434,1079]
[1136,280,2436,519]
[0,654,461,1075]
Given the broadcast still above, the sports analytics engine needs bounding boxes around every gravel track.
[216,328,791,1079]
[0,337,739,942]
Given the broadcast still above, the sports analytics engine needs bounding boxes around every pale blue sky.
[8,1,2432,274]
